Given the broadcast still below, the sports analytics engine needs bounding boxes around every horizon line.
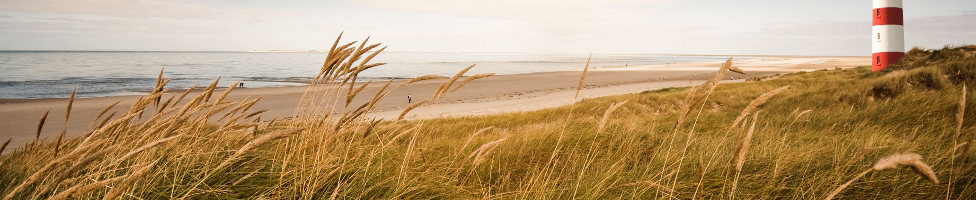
[0,50,866,57]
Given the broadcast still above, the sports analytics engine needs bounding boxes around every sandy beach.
[0,56,867,152]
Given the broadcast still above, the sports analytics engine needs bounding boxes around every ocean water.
[0,51,733,99]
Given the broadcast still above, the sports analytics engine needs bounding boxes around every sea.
[0,51,735,99]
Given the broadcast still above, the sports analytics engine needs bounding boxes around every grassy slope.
[1,46,975,199]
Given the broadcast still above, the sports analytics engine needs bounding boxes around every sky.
[0,0,973,56]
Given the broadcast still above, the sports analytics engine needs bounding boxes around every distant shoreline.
[0,54,869,100]
[0,50,867,57]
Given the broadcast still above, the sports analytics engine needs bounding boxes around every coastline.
[0,56,868,153]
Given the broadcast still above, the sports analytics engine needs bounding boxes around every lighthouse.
[872,0,905,71]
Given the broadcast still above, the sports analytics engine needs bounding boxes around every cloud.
[905,13,976,48]
[347,0,671,23]
[0,0,294,20]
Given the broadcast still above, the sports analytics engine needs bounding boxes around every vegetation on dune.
[1,37,975,199]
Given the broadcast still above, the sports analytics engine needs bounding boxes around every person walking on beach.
[407,93,412,103]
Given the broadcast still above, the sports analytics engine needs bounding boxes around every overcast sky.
[0,0,973,55]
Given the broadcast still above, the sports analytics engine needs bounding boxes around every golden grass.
[1,38,972,199]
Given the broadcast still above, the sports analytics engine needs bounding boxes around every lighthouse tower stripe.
[872,25,905,53]
[872,0,902,8]
[872,8,903,25]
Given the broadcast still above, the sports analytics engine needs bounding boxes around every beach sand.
[0,56,867,153]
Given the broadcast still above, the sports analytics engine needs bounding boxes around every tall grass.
[1,38,974,199]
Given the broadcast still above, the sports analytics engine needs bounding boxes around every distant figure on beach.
[408,93,412,103]
[239,82,244,88]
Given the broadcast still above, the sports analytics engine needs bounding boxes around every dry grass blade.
[111,135,181,165]
[735,111,759,171]
[575,55,592,99]
[35,110,49,146]
[357,46,387,70]
[398,99,428,121]
[731,111,759,197]
[825,153,939,200]
[674,58,733,130]
[463,127,494,147]
[65,89,75,121]
[959,85,974,159]
[824,169,872,200]
[433,64,475,101]
[711,57,734,86]
[451,73,495,92]
[729,66,746,75]
[346,80,372,106]
[366,79,395,111]
[214,128,302,174]
[231,168,263,187]
[385,124,421,147]
[202,77,221,103]
[152,69,166,107]
[622,180,675,194]
[157,93,174,113]
[406,75,446,84]
[174,84,198,105]
[694,57,735,107]
[102,159,159,200]
[47,176,124,200]
[94,101,120,124]
[95,111,116,130]
[468,137,508,166]
[730,85,790,128]
[0,138,11,154]
[796,110,813,119]
[872,153,939,183]
[179,128,302,200]
[597,100,629,133]
[327,32,344,59]
[949,85,966,196]
[55,90,76,155]
[673,86,703,131]
[958,84,966,136]
[213,81,241,104]
[453,126,494,163]
[246,109,267,119]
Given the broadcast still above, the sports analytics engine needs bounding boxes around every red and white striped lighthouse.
[872,0,905,71]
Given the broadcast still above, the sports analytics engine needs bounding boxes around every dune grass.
[1,37,975,199]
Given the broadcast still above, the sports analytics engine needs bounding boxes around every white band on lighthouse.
[872,0,902,8]
[872,25,905,53]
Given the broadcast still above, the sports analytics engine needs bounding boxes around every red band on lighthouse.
[871,0,904,71]
[872,52,905,71]
[872,8,903,25]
